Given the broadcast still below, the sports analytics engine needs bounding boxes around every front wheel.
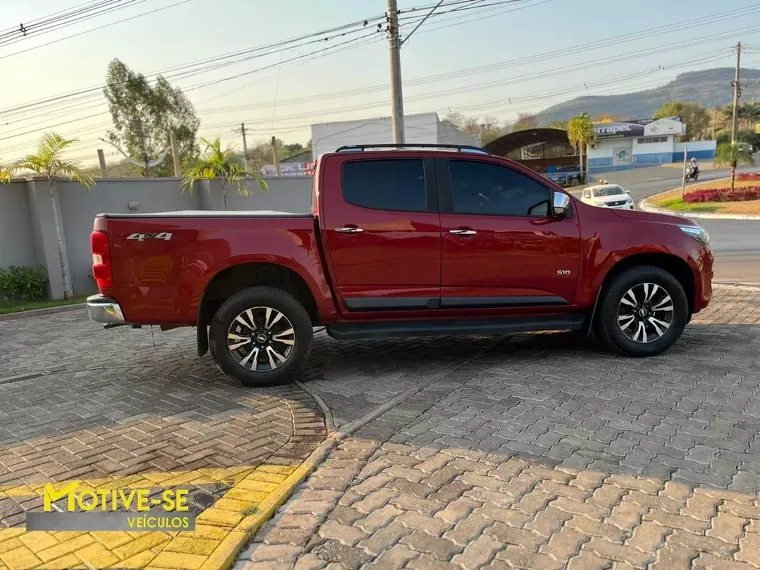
[209,286,313,386]
[595,266,689,357]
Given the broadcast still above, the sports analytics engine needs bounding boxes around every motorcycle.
[684,164,699,183]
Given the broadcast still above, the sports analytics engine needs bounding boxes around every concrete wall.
[57,178,200,296]
[0,175,314,299]
[0,182,38,271]
[206,177,312,213]
[674,140,717,161]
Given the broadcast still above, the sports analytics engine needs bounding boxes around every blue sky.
[1,0,759,163]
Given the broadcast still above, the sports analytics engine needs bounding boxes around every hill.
[536,68,760,124]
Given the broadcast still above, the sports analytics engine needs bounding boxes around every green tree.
[182,137,267,210]
[104,58,200,177]
[0,132,94,299]
[737,129,760,150]
[715,130,731,146]
[653,102,708,142]
[713,142,755,191]
[566,112,595,179]
[545,120,568,130]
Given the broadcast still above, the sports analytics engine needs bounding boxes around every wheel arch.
[590,252,695,331]
[197,262,318,356]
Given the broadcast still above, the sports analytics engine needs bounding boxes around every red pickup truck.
[87,144,713,386]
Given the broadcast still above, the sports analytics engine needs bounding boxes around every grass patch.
[649,177,760,215]
[0,295,87,315]
[656,199,720,213]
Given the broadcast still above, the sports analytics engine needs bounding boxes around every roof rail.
[335,143,489,155]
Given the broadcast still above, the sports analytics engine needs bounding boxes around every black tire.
[595,266,688,357]
[209,286,313,387]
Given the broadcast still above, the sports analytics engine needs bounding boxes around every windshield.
[594,185,626,197]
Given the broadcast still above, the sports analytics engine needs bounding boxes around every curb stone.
[0,302,85,321]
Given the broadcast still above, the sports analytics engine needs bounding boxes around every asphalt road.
[574,165,760,284]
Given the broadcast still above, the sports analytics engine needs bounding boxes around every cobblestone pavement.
[0,312,328,568]
[0,304,500,568]
[237,285,760,570]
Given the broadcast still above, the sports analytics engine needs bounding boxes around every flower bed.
[684,186,760,203]
[736,172,760,181]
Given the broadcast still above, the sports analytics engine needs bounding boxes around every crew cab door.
[436,155,581,310]
[320,153,441,313]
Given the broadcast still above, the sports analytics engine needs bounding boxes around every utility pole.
[712,108,716,140]
[387,0,405,143]
[241,123,250,173]
[97,149,107,177]
[271,135,281,176]
[731,42,742,144]
[169,132,181,177]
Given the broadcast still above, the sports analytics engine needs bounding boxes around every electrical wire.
[0,0,149,47]
[0,0,756,155]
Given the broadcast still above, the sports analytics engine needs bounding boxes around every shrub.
[684,186,760,203]
[0,265,48,301]
[736,172,760,181]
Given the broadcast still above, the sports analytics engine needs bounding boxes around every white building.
[587,117,717,173]
[311,112,479,158]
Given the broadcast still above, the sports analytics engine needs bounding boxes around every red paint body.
[92,151,713,327]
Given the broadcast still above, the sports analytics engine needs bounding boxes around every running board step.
[326,315,586,340]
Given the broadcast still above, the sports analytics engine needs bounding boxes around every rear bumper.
[87,295,125,325]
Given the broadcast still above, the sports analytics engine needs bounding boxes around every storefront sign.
[260,161,314,177]
[595,122,645,140]
[595,117,683,140]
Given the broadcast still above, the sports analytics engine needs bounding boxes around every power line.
[0,0,192,61]
[1,1,757,154]
[9,0,750,123]
[0,0,149,48]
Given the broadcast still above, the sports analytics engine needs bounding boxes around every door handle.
[449,229,477,236]
[335,227,364,233]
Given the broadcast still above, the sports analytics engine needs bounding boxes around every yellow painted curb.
[0,460,319,570]
[195,461,316,570]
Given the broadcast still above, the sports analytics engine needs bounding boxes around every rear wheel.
[209,286,313,386]
[595,266,688,357]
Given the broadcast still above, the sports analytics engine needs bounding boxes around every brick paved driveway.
[0,311,329,569]
[237,285,760,570]
[0,284,759,569]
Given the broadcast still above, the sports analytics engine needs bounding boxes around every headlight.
[680,225,709,247]
[595,200,607,206]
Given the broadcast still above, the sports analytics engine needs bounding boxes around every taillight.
[91,231,112,290]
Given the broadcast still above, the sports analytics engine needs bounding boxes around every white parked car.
[580,183,634,210]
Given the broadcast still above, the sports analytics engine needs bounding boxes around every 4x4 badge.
[126,232,173,241]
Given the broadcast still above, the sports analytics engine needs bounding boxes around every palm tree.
[713,143,755,191]
[182,137,267,210]
[567,113,596,182]
[0,132,94,300]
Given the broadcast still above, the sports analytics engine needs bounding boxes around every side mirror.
[552,192,571,218]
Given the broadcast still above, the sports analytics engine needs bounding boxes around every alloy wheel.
[227,306,296,371]
[616,283,674,344]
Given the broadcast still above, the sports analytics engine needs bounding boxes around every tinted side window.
[342,159,426,212]
[449,160,551,216]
